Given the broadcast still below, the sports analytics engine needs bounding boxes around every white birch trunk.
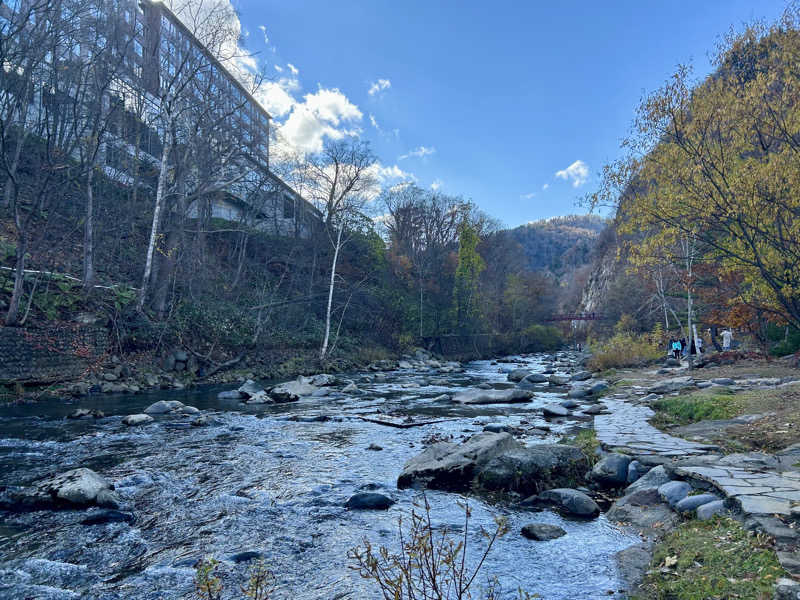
[320,225,342,360]
[83,166,95,288]
[138,124,173,310]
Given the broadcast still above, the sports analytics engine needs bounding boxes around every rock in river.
[570,371,592,382]
[122,414,153,426]
[542,404,569,417]
[507,368,532,382]
[270,378,317,402]
[477,444,588,497]
[144,400,184,414]
[521,523,567,541]
[452,389,533,405]
[525,488,600,518]
[397,432,520,490]
[2,468,122,511]
[589,453,631,488]
[238,379,265,398]
[345,493,395,510]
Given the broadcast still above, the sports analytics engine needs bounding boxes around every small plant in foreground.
[194,557,276,600]
[349,493,532,600]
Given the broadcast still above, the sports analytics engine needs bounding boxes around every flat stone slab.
[675,464,800,516]
[594,400,714,456]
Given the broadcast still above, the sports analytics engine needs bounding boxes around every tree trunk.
[138,124,173,310]
[320,225,342,361]
[83,166,95,288]
[5,234,26,326]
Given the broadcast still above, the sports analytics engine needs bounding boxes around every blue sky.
[235,0,788,228]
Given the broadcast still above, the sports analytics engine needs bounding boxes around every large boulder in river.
[238,379,265,398]
[452,389,533,405]
[270,378,317,402]
[507,368,532,382]
[477,444,588,496]
[588,453,632,488]
[398,432,521,490]
[2,468,122,511]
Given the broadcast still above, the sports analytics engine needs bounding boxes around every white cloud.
[368,78,391,96]
[274,64,283,73]
[303,87,362,125]
[372,163,414,182]
[431,179,443,191]
[287,63,299,75]
[256,81,296,117]
[258,25,268,44]
[399,146,436,160]
[369,114,381,131]
[542,183,549,191]
[520,192,535,200]
[555,160,589,187]
[277,88,363,154]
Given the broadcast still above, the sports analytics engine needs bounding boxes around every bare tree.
[300,139,377,360]
[0,0,98,324]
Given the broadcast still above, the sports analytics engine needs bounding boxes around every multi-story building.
[0,0,319,238]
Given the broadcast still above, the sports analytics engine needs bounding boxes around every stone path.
[594,398,715,456]
[674,464,800,516]
[593,390,800,584]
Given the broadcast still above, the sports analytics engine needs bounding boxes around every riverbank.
[591,354,800,598]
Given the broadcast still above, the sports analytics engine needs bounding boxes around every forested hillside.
[506,215,607,277]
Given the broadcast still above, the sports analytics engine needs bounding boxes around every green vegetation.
[587,331,663,371]
[561,428,600,467]
[652,392,742,427]
[634,517,786,600]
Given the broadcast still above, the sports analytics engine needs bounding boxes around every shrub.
[193,557,275,600]
[587,330,663,370]
[348,493,533,600]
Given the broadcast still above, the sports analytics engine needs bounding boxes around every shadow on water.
[0,353,638,599]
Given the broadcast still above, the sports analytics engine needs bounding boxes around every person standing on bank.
[722,329,733,351]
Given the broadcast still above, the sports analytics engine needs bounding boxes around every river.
[0,353,638,599]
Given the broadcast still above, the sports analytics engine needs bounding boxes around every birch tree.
[300,139,377,361]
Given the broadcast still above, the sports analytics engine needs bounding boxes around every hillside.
[505,214,608,278]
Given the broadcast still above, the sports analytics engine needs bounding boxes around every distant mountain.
[505,214,608,277]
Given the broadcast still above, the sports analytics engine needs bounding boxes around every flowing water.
[0,353,637,599]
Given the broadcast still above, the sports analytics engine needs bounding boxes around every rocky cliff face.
[579,246,618,316]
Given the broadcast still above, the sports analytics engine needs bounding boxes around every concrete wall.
[0,326,109,384]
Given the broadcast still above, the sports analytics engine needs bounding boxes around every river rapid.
[0,353,637,599]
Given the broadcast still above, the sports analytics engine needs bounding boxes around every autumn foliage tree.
[594,7,800,331]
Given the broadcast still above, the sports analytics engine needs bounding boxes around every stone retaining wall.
[0,325,109,384]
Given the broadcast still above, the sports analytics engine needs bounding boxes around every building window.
[283,196,294,219]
